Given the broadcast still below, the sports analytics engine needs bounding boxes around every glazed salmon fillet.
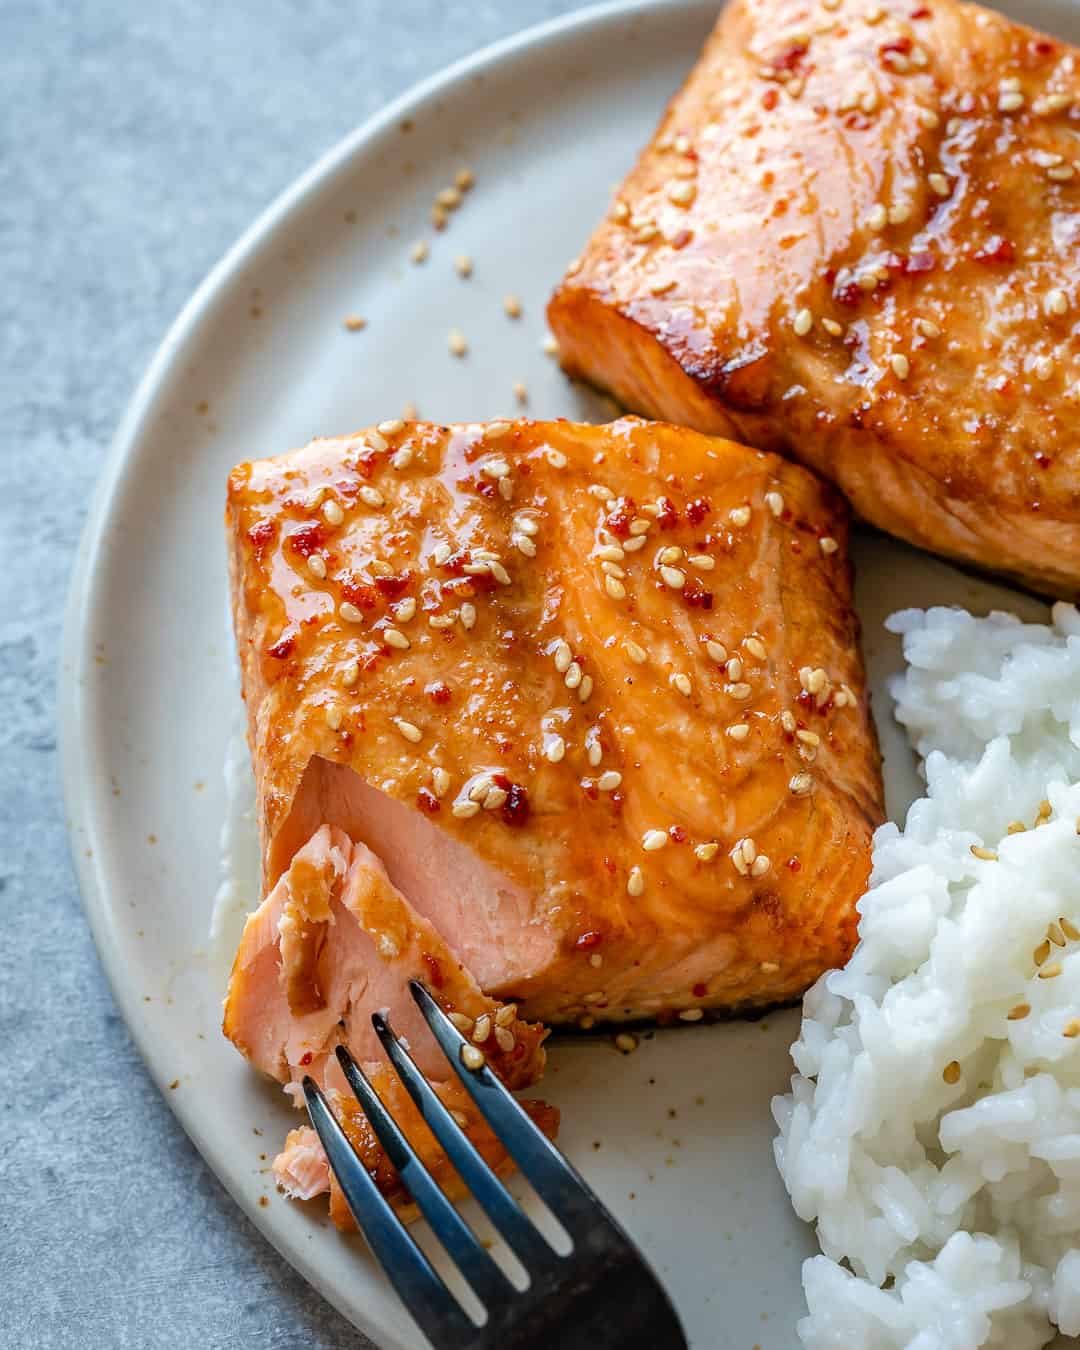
[223,825,555,1226]
[226,416,883,1042]
[549,0,1080,597]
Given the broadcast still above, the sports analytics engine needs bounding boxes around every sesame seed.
[494,1025,516,1053]
[1048,164,1076,181]
[513,381,528,405]
[307,554,327,579]
[1039,962,1063,980]
[1065,1019,1080,1039]
[452,800,480,819]
[781,710,797,732]
[660,565,686,589]
[383,627,409,651]
[504,294,523,319]
[694,842,719,862]
[553,640,572,672]
[565,661,583,690]
[890,353,910,380]
[942,1060,961,1085]
[339,602,365,624]
[1046,289,1069,317]
[745,637,767,661]
[359,485,385,509]
[615,1032,638,1053]
[627,866,645,897]
[322,499,345,526]
[598,770,622,791]
[431,205,448,230]
[578,675,593,703]
[448,329,468,357]
[629,518,652,536]
[867,204,887,232]
[605,575,627,600]
[670,672,693,697]
[679,1009,704,1023]
[448,1012,474,1033]
[490,560,511,586]
[1062,918,1080,941]
[455,254,473,278]
[1035,356,1055,381]
[394,598,417,624]
[514,534,537,558]
[821,317,843,337]
[727,682,752,701]
[649,277,676,296]
[750,854,771,877]
[819,536,839,555]
[727,723,750,741]
[729,505,752,527]
[436,186,463,210]
[928,173,950,198]
[706,640,728,664]
[1035,939,1052,966]
[970,844,997,861]
[998,89,1025,113]
[455,166,474,192]
[615,640,644,668]
[325,703,342,731]
[1007,1003,1031,1020]
[578,1014,596,1030]
[410,240,429,264]
[428,614,454,629]
[544,735,566,764]
[1049,921,1066,947]
[483,785,507,810]
[668,180,696,205]
[642,830,668,852]
[542,335,559,357]
[431,767,451,798]
[688,553,715,571]
[343,314,366,332]
[765,491,784,517]
[461,1044,486,1071]
[394,719,422,743]
[793,308,813,337]
[610,200,630,223]
[340,660,359,689]
[481,458,510,479]
[916,106,939,130]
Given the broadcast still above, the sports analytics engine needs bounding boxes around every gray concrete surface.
[1,4,579,1345]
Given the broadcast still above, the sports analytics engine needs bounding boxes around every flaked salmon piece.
[548,0,1080,598]
[226,417,884,1028]
[224,824,552,1221]
[276,1079,559,1230]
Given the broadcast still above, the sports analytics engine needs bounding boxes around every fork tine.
[408,981,606,1239]
[334,1046,521,1310]
[301,1077,475,1347]
[371,1010,557,1271]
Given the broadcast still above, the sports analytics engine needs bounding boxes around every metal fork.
[302,979,689,1350]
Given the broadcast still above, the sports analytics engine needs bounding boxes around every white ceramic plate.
[59,1,1073,1345]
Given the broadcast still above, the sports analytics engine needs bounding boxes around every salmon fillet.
[548,0,1080,597]
[226,416,883,1032]
[224,824,555,1226]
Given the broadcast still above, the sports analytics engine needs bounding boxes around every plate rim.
[56,0,701,1343]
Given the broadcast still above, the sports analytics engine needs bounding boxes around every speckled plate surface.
[58,1,1071,1346]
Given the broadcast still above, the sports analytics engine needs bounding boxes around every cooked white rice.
[773,603,1080,1350]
